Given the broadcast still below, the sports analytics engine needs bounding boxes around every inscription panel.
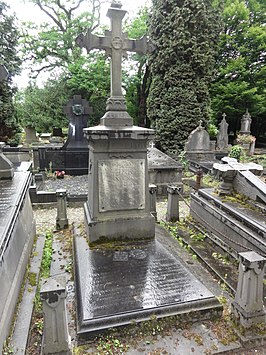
[98,159,145,212]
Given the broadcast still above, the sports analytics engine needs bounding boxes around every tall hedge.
[147,0,221,154]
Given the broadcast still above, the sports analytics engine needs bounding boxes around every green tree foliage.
[67,53,110,125]
[15,79,69,132]
[17,0,110,129]
[210,0,266,137]
[123,7,151,126]
[0,2,21,143]
[21,0,102,76]
[147,0,222,154]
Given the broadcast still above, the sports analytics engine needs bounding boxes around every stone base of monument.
[0,167,36,350]
[33,146,89,175]
[74,225,222,335]
[83,125,156,243]
[84,202,155,242]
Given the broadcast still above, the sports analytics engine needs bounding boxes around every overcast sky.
[10,0,151,23]
[9,0,151,87]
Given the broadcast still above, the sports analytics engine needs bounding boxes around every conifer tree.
[147,0,221,154]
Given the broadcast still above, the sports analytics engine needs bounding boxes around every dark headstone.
[52,127,63,137]
[63,95,92,150]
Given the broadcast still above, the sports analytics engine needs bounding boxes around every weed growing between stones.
[159,220,199,260]
[207,300,238,346]
[27,230,54,354]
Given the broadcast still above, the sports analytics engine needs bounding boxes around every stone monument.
[24,127,39,145]
[33,95,92,175]
[239,109,252,135]
[73,3,222,336]
[184,120,216,172]
[63,95,92,150]
[216,113,229,151]
[77,1,155,242]
[147,145,183,195]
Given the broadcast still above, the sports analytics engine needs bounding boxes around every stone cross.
[213,157,263,195]
[76,2,150,119]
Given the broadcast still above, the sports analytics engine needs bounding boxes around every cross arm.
[76,30,111,53]
[123,35,154,55]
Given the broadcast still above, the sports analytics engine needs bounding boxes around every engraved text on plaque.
[98,159,145,212]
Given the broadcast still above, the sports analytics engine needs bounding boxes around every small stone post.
[195,166,203,190]
[166,185,181,222]
[149,184,157,221]
[232,251,266,328]
[40,276,71,354]
[56,189,68,230]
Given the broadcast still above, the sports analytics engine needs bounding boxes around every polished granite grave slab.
[74,229,221,334]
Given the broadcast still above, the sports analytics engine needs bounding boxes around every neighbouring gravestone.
[213,157,264,198]
[240,109,252,135]
[232,251,266,328]
[147,145,183,195]
[216,113,229,151]
[52,127,63,137]
[185,120,215,158]
[63,95,92,150]
[24,127,38,144]
[77,1,155,242]
[33,95,92,175]
[184,121,216,172]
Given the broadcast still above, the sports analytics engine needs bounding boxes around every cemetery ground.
[4,170,265,354]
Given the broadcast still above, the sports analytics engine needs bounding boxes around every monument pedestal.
[84,125,155,243]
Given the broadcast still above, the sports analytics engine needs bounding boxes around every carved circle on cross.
[112,36,123,49]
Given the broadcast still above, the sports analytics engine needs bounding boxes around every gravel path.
[42,175,88,195]
[33,206,84,233]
